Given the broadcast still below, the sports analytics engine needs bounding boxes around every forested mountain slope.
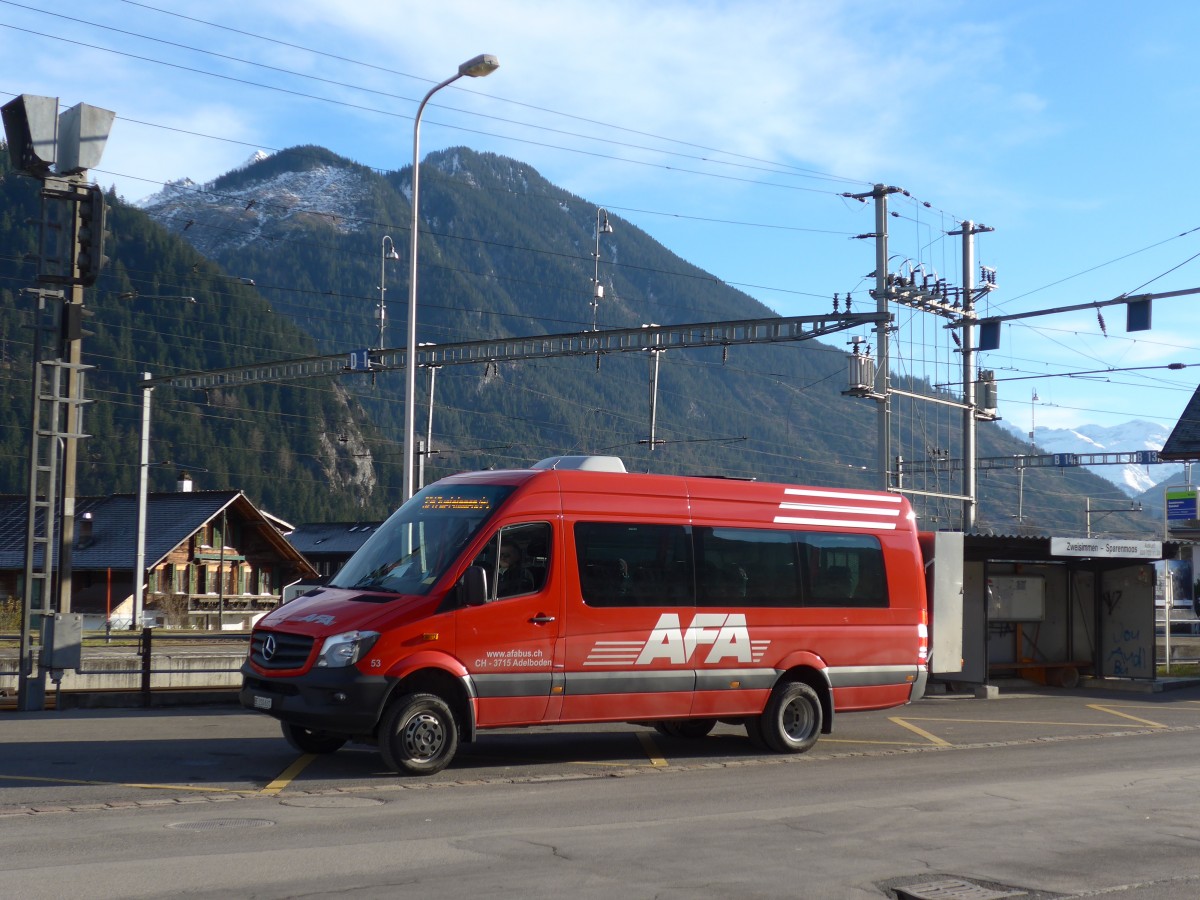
[0,143,1151,534]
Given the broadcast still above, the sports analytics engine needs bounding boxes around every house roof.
[0,491,316,578]
[287,522,383,557]
[1160,384,1200,461]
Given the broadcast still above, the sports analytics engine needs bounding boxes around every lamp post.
[379,235,399,349]
[404,53,499,501]
[592,208,613,331]
[134,373,152,631]
[134,372,208,631]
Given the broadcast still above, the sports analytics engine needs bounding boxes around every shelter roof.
[1160,384,1200,461]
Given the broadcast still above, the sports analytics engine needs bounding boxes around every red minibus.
[241,456,944,774]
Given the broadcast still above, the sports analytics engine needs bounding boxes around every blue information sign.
[1166,488,1199,522]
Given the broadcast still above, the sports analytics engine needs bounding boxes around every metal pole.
[406,76,458,500]
[423,366,438,490]
[1017,462,1024,523]
[648,349,662,451]
[379,236,388,350]
[873,185,893,490]
[592,208,611,331]
[593,211,601,331]
[133,373,151,630]
[379,235,397,350]
[217,509,226,631]
[961,221,977,531]
[1164,566,1172,675]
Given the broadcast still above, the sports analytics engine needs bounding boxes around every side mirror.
[462,565,489,607]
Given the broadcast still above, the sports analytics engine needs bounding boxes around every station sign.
[1050,537,1161,559]
[1165,487,1199,523]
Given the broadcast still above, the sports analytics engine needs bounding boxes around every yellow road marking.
[902,716,1152,727]
[888,717,951,746]
[636,732,669,767]
[0,774,243,793]
[259,754,317,796]
[1086,704,1167,729]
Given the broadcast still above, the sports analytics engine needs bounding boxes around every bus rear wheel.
[754,681,822,754]
[379,692,459,776]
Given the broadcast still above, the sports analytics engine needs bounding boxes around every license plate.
[253,695,273,710]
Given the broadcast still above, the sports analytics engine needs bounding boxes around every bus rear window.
[803,534,888,608]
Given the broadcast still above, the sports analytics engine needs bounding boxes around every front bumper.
[240,662,391,735]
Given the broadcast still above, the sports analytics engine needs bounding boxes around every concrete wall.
[0,649,244,694]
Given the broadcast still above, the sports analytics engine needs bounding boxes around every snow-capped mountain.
[1002,419,1180,496]
[135,149,372,258]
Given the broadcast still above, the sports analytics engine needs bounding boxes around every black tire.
[655,719,717,739]
[281,721,346,755]
[744,718,769,751]
[756,681,822,754]
[379,692,459,776]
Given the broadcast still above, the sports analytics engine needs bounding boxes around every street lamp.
[404,53,499,500]
[379,235,399,349]
[592,208,613,331]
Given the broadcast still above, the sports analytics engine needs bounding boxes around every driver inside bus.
[496,540,536,598]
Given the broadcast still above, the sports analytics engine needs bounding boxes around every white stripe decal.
[584,641,644,666]
[784,488,903,503]
[779,501,900,517]
[774,515,898,530]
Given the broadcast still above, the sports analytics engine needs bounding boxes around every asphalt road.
[4,684,1200,899]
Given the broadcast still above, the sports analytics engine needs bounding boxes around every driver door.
[456,522,560,726]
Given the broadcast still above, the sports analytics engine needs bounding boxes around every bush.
[0,596,20,632]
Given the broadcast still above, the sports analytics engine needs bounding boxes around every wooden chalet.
[0,490,317,630]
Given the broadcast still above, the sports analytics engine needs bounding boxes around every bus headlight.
[315,630,381,668]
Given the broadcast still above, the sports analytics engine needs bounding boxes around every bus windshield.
[330,483,515,595]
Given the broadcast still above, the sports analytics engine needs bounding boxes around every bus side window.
[695,526,800,607]
[575,522,690,607]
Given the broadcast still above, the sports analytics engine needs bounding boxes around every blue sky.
[4,0,1200,438]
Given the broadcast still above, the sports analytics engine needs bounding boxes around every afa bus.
[241,456,963,775]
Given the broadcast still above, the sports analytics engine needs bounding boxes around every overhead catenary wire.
[1,8,1194,513]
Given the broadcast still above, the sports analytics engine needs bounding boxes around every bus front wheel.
[754,681,822,754]
[379,692,459,775]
